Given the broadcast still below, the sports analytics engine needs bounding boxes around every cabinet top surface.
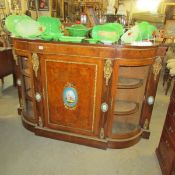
[12,37,159,49]
[12,37,165,60]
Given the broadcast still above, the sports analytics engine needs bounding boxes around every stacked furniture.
[156,80,175,175]
[0,47,16,86]
[13,38,166,149]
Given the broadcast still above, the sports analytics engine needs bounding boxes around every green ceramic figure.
[5,15,31,36]
[121,22,157,44]
[66,24,90,37]
[91,23,124,44]
[14,18,45,38]
[37,16,63,40]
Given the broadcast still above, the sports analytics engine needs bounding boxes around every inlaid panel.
[41,55,104,136]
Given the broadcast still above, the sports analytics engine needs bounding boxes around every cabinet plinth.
[13,38,166,149]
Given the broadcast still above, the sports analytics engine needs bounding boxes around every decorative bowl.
[59,36,85,43]
[84,38,98,44]
[15,19,45,38]
[66,24,90,37]
[92,23,124,43]
[5,15,31,35]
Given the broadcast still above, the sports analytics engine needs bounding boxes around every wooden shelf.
[114,100,139,115]
[118,77,143,89]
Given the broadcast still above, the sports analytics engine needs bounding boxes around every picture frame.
[28,0,36,10]
[11,0,22,10]
[52,0,57,12]
[38,0,49,11]
[0,0,5,9]
[164,20,175,39]
[64,2,68,19]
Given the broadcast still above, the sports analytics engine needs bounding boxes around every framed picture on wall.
[0,0,5,9]
[52,0,57,11]
[28,0,36,10]
[64,2,68,19]
[38,0,49,11]
[11,0,22,10]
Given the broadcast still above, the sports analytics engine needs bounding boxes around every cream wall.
[0,0,51,20]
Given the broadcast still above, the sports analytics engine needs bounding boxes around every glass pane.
[112,65,149,136]
[112,113,140,134]
[23,76,32,97]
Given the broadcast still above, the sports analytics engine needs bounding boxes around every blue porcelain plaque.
[63,83,78,110]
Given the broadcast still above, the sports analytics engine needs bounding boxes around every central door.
[40,54,104,137]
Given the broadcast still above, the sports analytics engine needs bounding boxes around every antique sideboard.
[12,38,166,149]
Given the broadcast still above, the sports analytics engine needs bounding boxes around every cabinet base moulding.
[21,118,144,149]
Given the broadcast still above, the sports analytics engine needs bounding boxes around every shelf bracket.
[104,59,113,86]
[32,53,39,77]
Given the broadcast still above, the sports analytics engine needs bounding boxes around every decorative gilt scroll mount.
[100,128,105,139]
[32,53,39,77]
[153,57,162,81]
[104,59,113,86]
[143,119,149,130]
[38,116,43,127]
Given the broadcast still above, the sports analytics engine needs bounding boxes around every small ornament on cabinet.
[152,57,162,81]
[38,116,43,127]
[143,119,149,130]
[63,83,78,110]
[104,59,113,86]
[35,92,42,102]
[32,53,39,77]
[100,128,105,139]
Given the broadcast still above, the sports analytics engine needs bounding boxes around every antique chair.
[0,35,16,87]
[163,46,175,94]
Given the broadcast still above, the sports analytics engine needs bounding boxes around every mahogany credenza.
[12,38,166,149]
[156,80,175,175]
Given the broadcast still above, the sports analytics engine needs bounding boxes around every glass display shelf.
[113,100,139,115]
[118,77,143,89]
